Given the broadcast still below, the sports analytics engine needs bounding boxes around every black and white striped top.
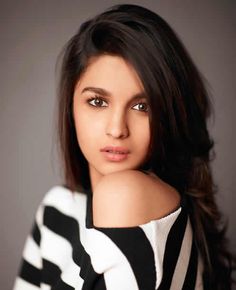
[13,185,203,289]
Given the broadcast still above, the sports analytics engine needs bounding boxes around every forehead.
[75,54,144,95]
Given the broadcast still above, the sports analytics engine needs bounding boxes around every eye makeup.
[86,95,149,113]
[87,96,108,107]
[132,102,149,112]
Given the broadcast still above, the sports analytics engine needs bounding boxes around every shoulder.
[92,170,181,227]
[94,170,150,195]
[94,170,180,205]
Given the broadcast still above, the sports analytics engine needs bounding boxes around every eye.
[132,102,148,112]
[87,96,108,107]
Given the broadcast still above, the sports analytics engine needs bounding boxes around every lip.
[100,146,130,162]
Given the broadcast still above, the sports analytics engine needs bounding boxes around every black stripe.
[95,226,156,290]
[19,259,41,286]
[158,209,188,290]
[41,259,61,286]
[182,239,198,290]
[81,264,107,290]
[44,206,106,289]
[31,221,41,245]
[44,206,80,243]
[42,259,73,289]
[51,280,74,290]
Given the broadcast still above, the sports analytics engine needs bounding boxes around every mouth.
[100,146,130,161]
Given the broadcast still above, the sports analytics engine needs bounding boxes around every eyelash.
[87,96,108,108]
[87,96,149,112]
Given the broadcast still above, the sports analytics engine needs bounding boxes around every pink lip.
[100,146,130,162]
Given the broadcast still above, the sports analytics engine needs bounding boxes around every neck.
[89,165,104,193]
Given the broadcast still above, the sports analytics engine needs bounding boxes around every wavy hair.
[56,4,235,289]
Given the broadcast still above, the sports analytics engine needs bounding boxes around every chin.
[100,162,141,175]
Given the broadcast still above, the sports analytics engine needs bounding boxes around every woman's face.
[73,55,150,188]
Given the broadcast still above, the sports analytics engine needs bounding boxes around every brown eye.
[88,97,108,107]
[132,102,148,112]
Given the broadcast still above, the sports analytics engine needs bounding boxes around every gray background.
[0,0,235,289]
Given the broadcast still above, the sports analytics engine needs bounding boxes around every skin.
[73,54,180,227]
[92,170,180,227]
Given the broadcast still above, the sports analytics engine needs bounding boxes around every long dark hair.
[56,4,235,289]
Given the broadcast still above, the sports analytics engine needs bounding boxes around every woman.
[14,4,235,290]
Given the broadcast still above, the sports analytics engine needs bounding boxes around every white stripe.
[42,186,87,234]
[42,186,89,249]
[40,186,93,288]
[43,186,85,221]
[23,236,42,269]
[170,217,192,290]
[35,201,44,227]
[140,207,181,289]
[41,226,83,287]
[41,226,71,269]
[13,277,39,290]
[85,228,139,290]
[61,262,84,289]
[42,186,92,259]
[41,283,51,290]
[195,254,204,289]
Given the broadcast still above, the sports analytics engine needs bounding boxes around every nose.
[106,110,129,139]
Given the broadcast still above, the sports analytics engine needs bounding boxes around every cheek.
[74,110,103,145]
[132,119,150,149]
[141,133,151,157]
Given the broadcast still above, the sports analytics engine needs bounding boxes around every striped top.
[13,185,203,290]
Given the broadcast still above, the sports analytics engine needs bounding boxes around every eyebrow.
[81,86,147,101]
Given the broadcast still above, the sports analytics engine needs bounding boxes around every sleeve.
[13,201,44,290]
[84,207,184,290]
